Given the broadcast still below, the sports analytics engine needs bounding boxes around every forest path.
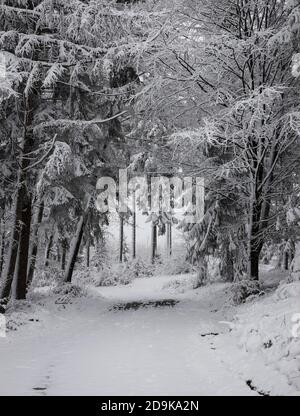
[0,274,289,395]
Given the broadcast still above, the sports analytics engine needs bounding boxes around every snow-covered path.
[0,274,295,396]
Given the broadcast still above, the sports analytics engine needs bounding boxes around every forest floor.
[0,271,299,396]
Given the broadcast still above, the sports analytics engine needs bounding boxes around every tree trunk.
[248,188,265,281]
[154,225,157,257]
[0,64,43,303]
[0,172,24,303]
[151,224,157,263]
[27,199,44,286]
[169,223,172,256]
[86,240,90,268]
[45,235,53,267]
[249,247,261,281]
[248,138,276,281]
[132,190,136,259]
[57,247,61,264]
[64,216,85,283]
[166,222,172,257]
[166,222,170,256]
[61,239,68,271]
[284,252,289,271]
[15,193,32,299]
[119,215,124,263]
[64,196,91,283]
[220,244,234,282]
[0,219,5,279]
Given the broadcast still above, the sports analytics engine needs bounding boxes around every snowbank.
[231,279,300,391]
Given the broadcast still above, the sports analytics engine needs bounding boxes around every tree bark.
[57,247,61,264]
[0,219,5,279]
[15,193,32,299]
[0,64,43,303]
[248,184,265,281]
[284,252,289,271]
[0,173,24,303]
[220,245,234,282]
[64,196,91,283]
[249,247,261,281]
[86,240,90,268]
[154,225,157,257]
[45,235,53,267]
[119,215,124,263]
[27,199,44,286]
[151,224,157,263]
[248,134,277,281]
[61,238,68,271]
[64,217,85,283]
[132,190,136,259]
[166,222,172,257]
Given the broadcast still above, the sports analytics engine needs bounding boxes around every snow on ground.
[0,272,299,396]
[227,278,300,393]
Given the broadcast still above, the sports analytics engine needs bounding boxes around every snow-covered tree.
[0,0,142,303]
[132,0,300,282]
